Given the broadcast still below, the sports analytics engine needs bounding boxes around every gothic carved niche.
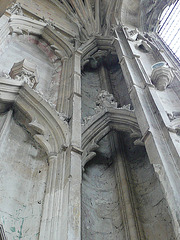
[82,91,141,167]
[0,76,69,156]
[9,59,39,89]
[150,62,174,91]
[82,50,109,70]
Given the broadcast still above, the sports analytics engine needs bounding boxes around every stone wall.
[123,133,176,240]
[0,114,47,239]
[82,69,101,121]
[82,153,125,240]
[0,35,61,106]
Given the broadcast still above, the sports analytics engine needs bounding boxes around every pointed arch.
[82,107,141,167]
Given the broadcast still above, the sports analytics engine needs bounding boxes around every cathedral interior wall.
[82,131,176,240]
[123,133,176,240]
[0,0,180,239]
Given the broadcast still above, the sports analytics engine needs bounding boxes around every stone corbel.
[9,59,39,89]
[95,90,118,110]
[150,62,174,91]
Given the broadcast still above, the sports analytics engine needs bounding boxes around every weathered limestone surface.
[82,154,125,240]
[82,69,101,120]
[0,115,48,239]
[0,35,61,105]
[123,134,176,240]
[108,63,132,107]
[0,0,180,239]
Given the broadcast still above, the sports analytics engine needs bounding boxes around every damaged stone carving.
[9,59,39,89]
[95,90,118,110]
[7,2,23,15]
[135,39,152,52]
[150,62,174,91]
[124,27,139,41]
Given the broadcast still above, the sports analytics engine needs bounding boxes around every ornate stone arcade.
[0,0,179,239]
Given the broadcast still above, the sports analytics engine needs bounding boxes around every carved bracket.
[151,62,174,91]
[9,59,39,89]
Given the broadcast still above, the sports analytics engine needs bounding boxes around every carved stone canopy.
[9,59,39,89]
[150,62,174,91]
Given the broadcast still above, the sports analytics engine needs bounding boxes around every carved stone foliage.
[151,62,174,91]
[96,90,118,109]
[80,37,116,70]
[83,90,131,124]
[9,59,39,89]
[82,49,110,70]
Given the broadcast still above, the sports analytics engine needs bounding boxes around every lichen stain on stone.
[10,226,15,232]
[1,216,5,225]
[17,218,24,239]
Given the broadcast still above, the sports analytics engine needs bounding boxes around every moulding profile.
[0,77,70,157]
[151,62,174,91]
[82,91,141,167]
[79,36,115,69]
[8,15,74,58]
[82,107,141,167]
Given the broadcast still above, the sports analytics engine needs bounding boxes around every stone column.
[111,133,143,240]
[113,26,180,238]
[95,0,100,33]
[67,50,82,240]
[39,154,60,240]
[56,56,69,115]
